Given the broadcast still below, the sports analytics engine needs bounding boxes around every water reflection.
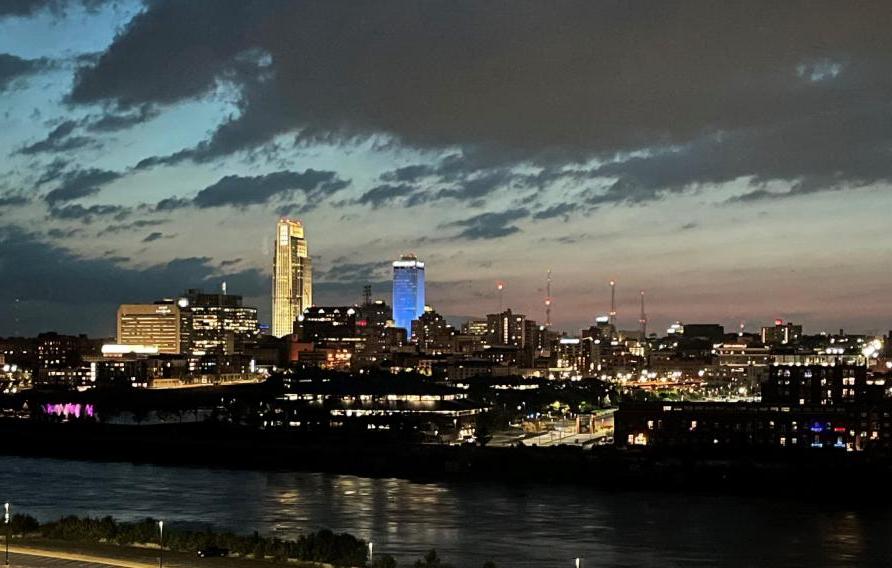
[0,456,890,566]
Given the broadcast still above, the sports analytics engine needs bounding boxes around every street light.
[575,558,582,568]
[158,520,164,568]
[368,542,374,565]
[4,502,9,567]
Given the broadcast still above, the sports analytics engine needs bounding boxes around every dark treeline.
[7,514,497,568]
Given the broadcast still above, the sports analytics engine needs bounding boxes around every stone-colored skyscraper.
[272,219,312,337]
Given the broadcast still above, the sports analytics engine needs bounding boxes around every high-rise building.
[485,309,527,348]
[412,307,452,353]
[180,288,258,355]
[117,303,187,354]
[761,320,802,346]
[392,254,425,334]
[272,218,312,337]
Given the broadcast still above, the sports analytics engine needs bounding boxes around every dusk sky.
[1,0,890,337]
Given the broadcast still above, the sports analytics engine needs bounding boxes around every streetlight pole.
[368,542,373,566]
[4,502,10,567]
[158,521,163,568]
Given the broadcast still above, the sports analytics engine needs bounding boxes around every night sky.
[1,0,890,337]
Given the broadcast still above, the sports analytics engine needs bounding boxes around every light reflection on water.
[0,455,889,567]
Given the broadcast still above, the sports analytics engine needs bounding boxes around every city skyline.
[2,1,892,337]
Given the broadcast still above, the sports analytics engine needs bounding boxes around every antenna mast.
[545,269,552,328]
[639,290,647,341]
[608,280,617,329]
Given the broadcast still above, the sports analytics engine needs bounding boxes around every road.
[6,549,151,568]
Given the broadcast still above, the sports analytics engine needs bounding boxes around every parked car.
[197,546,229,558]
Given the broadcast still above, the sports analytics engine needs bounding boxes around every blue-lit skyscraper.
[392,254,425,334]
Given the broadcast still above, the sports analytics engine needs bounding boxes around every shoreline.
[4,420,892,498]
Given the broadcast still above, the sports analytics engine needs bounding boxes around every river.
[0,455,889,567]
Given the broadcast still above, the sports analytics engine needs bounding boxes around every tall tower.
[272,218,312,337]
[392,254,425,334]
[639,290,647,341]
[545,269,552,328]
[608,280,617,329]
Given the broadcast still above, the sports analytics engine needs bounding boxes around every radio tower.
[639,290,647,341]
[362,285,372,306]
[608,280,617,329]
[497,281,505,312]
[545,269,552,328]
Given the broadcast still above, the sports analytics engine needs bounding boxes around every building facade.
[392,254,425,334]
[181,288,258,355]
[272,218,312,337]
[117,303,187,354]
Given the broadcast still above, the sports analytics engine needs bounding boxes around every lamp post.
[158,521,163,568]
[368,542,373,566]
[4,502,9,567]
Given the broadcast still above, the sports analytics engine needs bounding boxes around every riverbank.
[3,419,892,497]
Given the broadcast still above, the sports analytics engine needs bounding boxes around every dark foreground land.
[3,420,892,497]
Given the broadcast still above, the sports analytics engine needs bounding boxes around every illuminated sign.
[43,403,95,419]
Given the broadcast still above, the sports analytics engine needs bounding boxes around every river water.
[0,455,889,567]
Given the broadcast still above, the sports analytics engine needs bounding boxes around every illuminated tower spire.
[545,269,552,328]
[639,290,647,341]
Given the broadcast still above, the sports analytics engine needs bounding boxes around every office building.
[485,309,527,348]
[392,254,425,334]
[272,218,312,337]
[117,303,187,354]
[761,320,803,346]
[412,307,452,354]
[181,288,258,355]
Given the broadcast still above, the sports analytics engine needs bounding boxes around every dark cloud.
[65,0,892,201]
[48,203,130,223]
[351,184,417,209]
[35,158,71,186]
[317,261,388,284]
[191,169,349,209]
[43,168,121,205]
[97,218,167,236]
[86,104,160,133]
[18,120,93,155]
[443,208,528,240]
[0,225,267,335]
[141,231,168,242]
[46,227,82,238]
[0,53,49,91]
[379,164,434,183]
[0,194,29,208]
[153,196,191,212]
[532,202,576,220]
[0,0,111,18]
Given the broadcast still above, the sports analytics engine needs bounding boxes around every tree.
[373,555,398,568]
[414,549,452,567]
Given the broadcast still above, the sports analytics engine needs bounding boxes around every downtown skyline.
[1,1,891,337]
